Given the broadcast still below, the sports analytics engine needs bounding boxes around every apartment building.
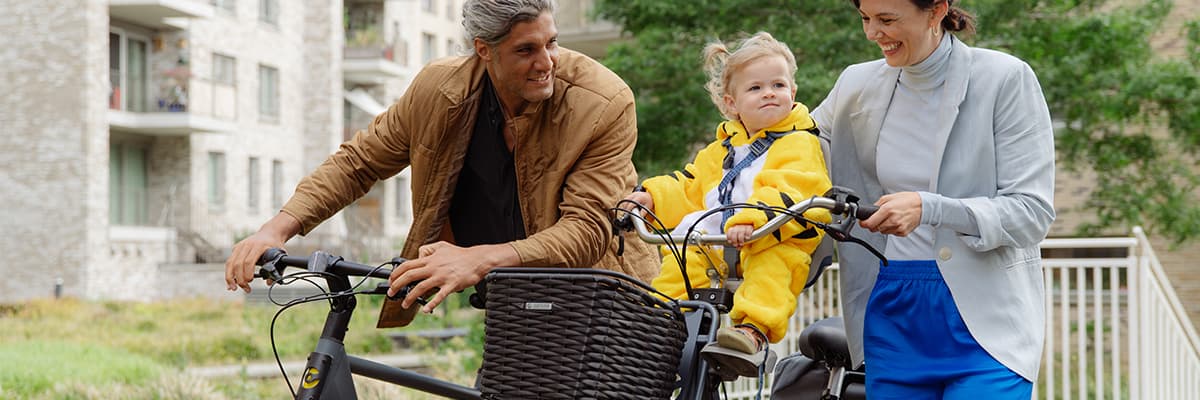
[0,0,464,302]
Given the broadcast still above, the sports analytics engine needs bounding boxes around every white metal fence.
[724,228,1200,399]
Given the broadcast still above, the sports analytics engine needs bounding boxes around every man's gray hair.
[462,0,556,47]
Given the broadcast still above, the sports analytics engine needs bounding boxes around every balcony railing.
[343,38,411,86]
[108,77,235,135]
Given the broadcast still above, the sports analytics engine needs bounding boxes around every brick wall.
[0,0,108,301]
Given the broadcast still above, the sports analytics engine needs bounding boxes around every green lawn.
[0,293,482,400]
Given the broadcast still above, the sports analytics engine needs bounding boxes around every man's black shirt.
[448,75,527,246]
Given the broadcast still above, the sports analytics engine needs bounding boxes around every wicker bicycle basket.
[478,268,687,400]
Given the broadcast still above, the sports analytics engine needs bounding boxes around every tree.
[594,0,1200,243]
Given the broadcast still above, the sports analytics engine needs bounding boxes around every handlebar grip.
[855,204,879,220]
[387,281,428,305]
[257,247,286,265]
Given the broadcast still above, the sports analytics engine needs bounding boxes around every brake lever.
[610,214,635,257]
[813,218,889,267]
[612,214,634,233]
[257,253,285,283]
[842,235,888,266]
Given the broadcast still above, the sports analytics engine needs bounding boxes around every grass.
[0,290,483,400]
[0,341,160,395]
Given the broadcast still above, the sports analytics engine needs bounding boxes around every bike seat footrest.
[700,343,777,380]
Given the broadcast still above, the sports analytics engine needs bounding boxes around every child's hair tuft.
[702,32,798,120]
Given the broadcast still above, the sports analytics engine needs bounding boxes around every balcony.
[109,0,214,30]
[343,27,413,86]
[108,110,235,135]
[109,64,235,135]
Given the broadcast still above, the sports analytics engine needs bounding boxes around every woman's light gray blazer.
[810,35,1056,381]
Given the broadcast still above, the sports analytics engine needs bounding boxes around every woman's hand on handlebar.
[225,213,302,293]
[859,192,922,237]
[387,241,519,313]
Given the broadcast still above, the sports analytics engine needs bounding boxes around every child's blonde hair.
[703,32,798,120]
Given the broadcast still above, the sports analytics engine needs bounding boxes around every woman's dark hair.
[851,0,976,36]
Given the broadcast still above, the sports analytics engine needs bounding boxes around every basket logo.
[523,302,553,311]
[301,367,321,389]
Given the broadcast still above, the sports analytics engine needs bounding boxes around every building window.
[247,157,260,212]
[208,152,226,209]
[109,33,119,109]
[272,160,284,209]
[109,30,149,112]
[422,33,436,64]
[109,142,148,226]
[422,0,435,14]
[258,64,279,121]
[213,0,236,15]
[212,53,237,119]
[213,53,236,85]
[259,0,278,25]
[345,2,382,37]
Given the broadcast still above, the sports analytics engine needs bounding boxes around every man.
[224,0,658,325]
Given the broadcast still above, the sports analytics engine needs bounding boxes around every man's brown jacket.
[281,49,659,294]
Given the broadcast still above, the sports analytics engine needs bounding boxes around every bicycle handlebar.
[630,196,877,246]
[255,248,394,280]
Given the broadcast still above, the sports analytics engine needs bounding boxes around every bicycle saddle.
[797,317,855,370]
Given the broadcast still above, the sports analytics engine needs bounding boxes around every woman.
[810,0,1055,398]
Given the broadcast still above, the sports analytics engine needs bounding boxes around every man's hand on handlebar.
[620,191,654,214]
[386,241,519,313]
[227,232,285,292]
[859,192,922,237]
[226,213,303,293]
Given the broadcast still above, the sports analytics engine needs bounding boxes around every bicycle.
[249,187,883,399]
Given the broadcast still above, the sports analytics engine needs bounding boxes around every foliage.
[596,0,870,174]
[595,0,1200,243]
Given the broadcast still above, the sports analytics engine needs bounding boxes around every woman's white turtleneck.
[877,32,953,261]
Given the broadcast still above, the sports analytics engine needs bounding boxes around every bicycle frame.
[300,294,482,400]
[674,300,722,400]
[261,252,727,400]
[260,250,481,399]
